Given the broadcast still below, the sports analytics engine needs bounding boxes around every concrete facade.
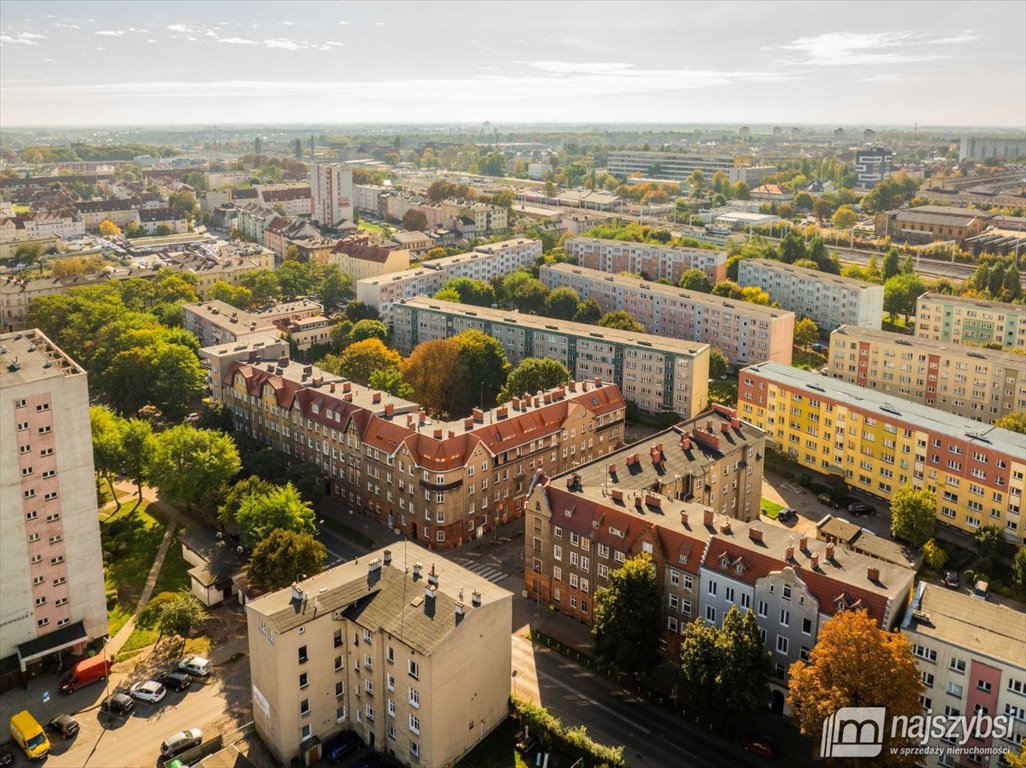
[915,293,1026,352]
[311,164,354,227]
[564,237,728,284]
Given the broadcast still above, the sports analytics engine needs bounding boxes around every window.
[364,653,373,671]
[336,681,345,698]
[779,609,790,627]
[707,581,717,596]
[334,629,343,647]
[922,672,935,688]
[410,741,420,758]
[387,646,395,664]
[408,659,419,679]
[977,680,992,693]
[365,705,375,721]
[387,699,396,717]
[949,658,966,674]
[300,699,310,716]
[409,714,421,735]
[336,706,346,723]
[757,600,768,618]
[802,618,813,635]
[947,682,963,698]
[334,656,343,672]
[363,628,372,644]
[782,585,792,600]
[387,673,395,691]
[409,688,420,708]
[301,724,311,740]
[776,636,789,655]
[912,644,937,663]
[299,672,309,689]
[298,646,308,664]
[705,605,716,623]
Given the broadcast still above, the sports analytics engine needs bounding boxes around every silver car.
[177,655,212,677]
[160,728,202,758]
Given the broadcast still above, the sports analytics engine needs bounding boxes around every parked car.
[817,493,841,509]
[847,502,874,516]
[160,728,203,759]
[47,714,80,738]
[178,656,212,677]
[130,680,166,703]
[740,735,777,759]
[0,748,14,767]
[942,571,960,589]
[59,656,111,694]
[324,730,363,764]
[777,507,797,522]
[516,734,538,754]
[157,671,193,691]
[100,693,135,716]
[970,580,990,601]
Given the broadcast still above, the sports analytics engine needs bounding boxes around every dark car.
[100,692,135,716]
[0,749,14,767]
[349,755,382,768]
[48,714,80,738]
[741,735,777,759]
[157,671,193,692]
[817,493,841,509]
[777,507,797,522]
[848,502,874,516]
[324,730,363,764]
[942,571,960,589]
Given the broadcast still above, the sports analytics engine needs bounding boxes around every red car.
[741,735,777,759]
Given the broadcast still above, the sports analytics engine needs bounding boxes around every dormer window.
[735,562,745,575]
[719,553,730,569]
[679,554,688,564]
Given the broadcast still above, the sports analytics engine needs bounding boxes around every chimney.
[471,590,482,607]
[511,397,521,410]
[568,381,577,392]
[329,383,336,393]
[344,393,353,402]
[342,381,352,393]
[496,406,508,419]
[424,584,437,615]
[731,417,740,429]
[681,437,691,451]
[368,558,382,573]
[799,533,808,551]
[412,562,423,579]
[680,510,688,527]
[372,392,381,404]
[707,421,715,434]
[749,527,763,542]
[867,566,880,582]
[383,549,392,566]
[785,544,795,561]
[594,376,602,387]
[455,601,464,621]
[406,415,415,429]
[810,552,819,569]
[720,520,731,534]
[721,422,730,434]
[418,411,426,426]
[472,407,484,422]
[826,542,835,560]
[433,428,443,439]
[704,508,714,527]
[463,417,474,431]
[448,430,455,439]
[384,402,394,417]
[427,563,439,587]
[608,463,617,475]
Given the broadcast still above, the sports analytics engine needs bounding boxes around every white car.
[177,655,212,677]
[161,728,203,758]
[129,680,166,703]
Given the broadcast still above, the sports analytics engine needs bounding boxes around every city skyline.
[1,0,1024,127]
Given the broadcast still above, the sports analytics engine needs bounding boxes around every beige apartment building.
[564,237,728,284]
[204,341,626,548]
[438,200,508,234]
[329,240,411,282]
[539,263,795,365]
[392,297,710,417]
[829,325,1026,423]
[915,293,1026,352]
[0,330,107,673]
[246,544,512,768]
[183,299,324,348]
[737,258,884,332]
[166,243,277,295]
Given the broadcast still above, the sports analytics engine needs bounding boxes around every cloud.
[19,32,46,39]
[0,33,40,45]
[218,37,257,45]
[338,21,348,25]
[96,47,107,51]
[167,24,192,33]
[264,38,307,50]
[55,23,80,29]
[769,30,983,67]
[147,39,158,43]
[96,30,127,36]
[526,61,633,74]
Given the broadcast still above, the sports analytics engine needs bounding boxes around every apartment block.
[205,341,625,548]
[738,362,1026,544]
[525,409,914,698]
[247,544,512,767]
[737,258,884,331]
[0,330,107,673]
[357,239,542,323]
[607,150,774,185]
[854,147,893,189]
[75,199,141,231]
[828,325,1026,423]
[329,240,411,282]
[915,293,1026,352]
[564,237,728,284]
[392,297,709,417]
[311,163,354,227]
[438,200,507,234]
[182,299,322,348]
[539,263,794,365]
[255,184,313,217]
[901,583,1026,767]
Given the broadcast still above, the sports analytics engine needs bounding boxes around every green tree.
[794,318,819,349]
[14,242,44,273]
[502,271,549,313]
[921,539,947,571]
[1013,547,1026,589]
[168,190,198,218]
[831,205,857,230]
[276,260,315,300]
[148,425,241,515]
[884,273,927,323]
[293,138,303,159]
[593,554,662,676]
[883,247,901,280]
[812,198,833,222]
[574,298,602,323]
[679,268,713,293]
[121,418,155,511]
[716,606,771,728]
[240,269,281,306]
[679,618,722,724]
[316,265,355,309]
[208,280,253,309]
[708,347,727,378]
[973,524,1003,571]
[402,208,428,232]
[344,301,381,323]
[598,310,644,332]
[451,329,510,413]
[711,280,745,300]
[218,475,275,530]
[996,412,1026,435]
[90,406,125,508]
[235,482,317,545]
[890,483,936,547]
[437,277,495,307]
[155,591,207,644]
[543,287,580,320]
[248,529,327,590]
[498,358,570,402]
[319,338,402,387]
[777,229,807,263]
[369,366,414,399]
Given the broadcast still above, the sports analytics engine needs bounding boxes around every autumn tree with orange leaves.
[787,609,922,766]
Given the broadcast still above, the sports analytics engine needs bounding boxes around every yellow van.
[9,710,50,759]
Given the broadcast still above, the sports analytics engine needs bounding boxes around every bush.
[511,697,624,767]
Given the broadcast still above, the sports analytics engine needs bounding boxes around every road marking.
[450,559,509,583]
[536,670,651,734]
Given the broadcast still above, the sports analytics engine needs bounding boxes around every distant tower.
[773,127,782,139]
[863,128,877,144]
[790,127,800,141]
[739,126,751,141]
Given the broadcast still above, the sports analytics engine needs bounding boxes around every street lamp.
[102,637,112,702]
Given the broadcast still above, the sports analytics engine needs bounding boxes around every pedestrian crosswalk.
[450,558,511,584]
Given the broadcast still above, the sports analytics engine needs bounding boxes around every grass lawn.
[708,379,738,406]
[357,220,387,235]
[456,718,531,768]
[101,503,166,634]
[882,316,914,334]
[153,531,191,595]
[323,517,375,550]
[792,348,827,371]
[760,498,783,519]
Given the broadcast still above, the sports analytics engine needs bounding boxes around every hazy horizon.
[1,0,1024,129]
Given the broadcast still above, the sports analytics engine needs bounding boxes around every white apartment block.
[353,184,389,215]
[539,263,795,365]
[829,325,1026,424]
[901,583,1026,767]
[565,237,728,284]
[607,150,775,185]
[255,184,313,217]
[311,163,354,227]
[357,239,542,323]
[0,330,107,672]
[737,258,884,332]
[915,293,1026,353]
[247,545,512,768]
[438,201,508,234]
[392,296,710,417]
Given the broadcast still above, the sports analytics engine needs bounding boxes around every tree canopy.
[318,338,402,387]
[679,268,712,293]
[592,554,662,676]
[498,358,570,403]
[248,529,327,590]
[889,483,936,547]
[598,310,644,333]
[147,425,241,515]
[235,482,317,545]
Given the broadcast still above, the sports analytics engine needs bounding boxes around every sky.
[1,0,1024,128]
